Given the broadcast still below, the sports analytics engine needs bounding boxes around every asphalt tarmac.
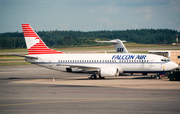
[0,65,180,114]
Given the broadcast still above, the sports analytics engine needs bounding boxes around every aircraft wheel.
[91,74,97,79]
[156,76,160,79]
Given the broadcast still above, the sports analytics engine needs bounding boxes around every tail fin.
[22,24,63,55]
[96,39,128,53]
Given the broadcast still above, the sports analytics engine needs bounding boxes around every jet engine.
[100,68,121,77]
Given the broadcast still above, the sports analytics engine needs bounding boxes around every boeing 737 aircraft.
[15,24,178,79]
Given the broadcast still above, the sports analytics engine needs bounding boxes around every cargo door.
[150,59,154,67]
[48,58,53,68]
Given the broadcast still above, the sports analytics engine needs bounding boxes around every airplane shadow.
[74,76,154,80]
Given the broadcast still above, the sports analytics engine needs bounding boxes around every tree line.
[0,29,179,49]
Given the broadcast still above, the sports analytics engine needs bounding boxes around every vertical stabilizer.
[22,24,63,55]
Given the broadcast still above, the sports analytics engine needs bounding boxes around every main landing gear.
[150,73,163,79]
[89,74,105,79]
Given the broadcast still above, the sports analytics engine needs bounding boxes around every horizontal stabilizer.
[96,40,127,44]
[11,54,38,59]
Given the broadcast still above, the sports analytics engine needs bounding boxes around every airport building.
[148,50,180,66]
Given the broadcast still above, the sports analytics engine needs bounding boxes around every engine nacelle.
[100,68,120,77]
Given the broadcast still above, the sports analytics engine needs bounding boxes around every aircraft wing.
[11,54,38,59]
[60,64,100,71]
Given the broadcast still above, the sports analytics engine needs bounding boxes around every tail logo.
[22,24,63,55]
[117,48,124,52]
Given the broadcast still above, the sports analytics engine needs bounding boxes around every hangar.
[148,50,180,66]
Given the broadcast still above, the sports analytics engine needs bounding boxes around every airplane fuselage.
[25,53,177,74]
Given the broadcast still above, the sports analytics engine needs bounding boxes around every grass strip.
[0,62,31,66]
[0,49,27,53]
[0,55,24,58]
[0,59,24,61]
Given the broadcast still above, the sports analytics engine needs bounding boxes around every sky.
[0,0,180,33]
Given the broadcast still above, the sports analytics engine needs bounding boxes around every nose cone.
[165,62,178,71]
[170,62,178,70]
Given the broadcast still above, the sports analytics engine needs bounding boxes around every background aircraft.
[96,39,128,53]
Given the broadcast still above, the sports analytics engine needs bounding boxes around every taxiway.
[0,65,180,114]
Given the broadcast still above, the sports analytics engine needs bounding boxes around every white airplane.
[14,24,178,79]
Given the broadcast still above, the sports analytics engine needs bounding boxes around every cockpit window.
[161,58,170,62]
